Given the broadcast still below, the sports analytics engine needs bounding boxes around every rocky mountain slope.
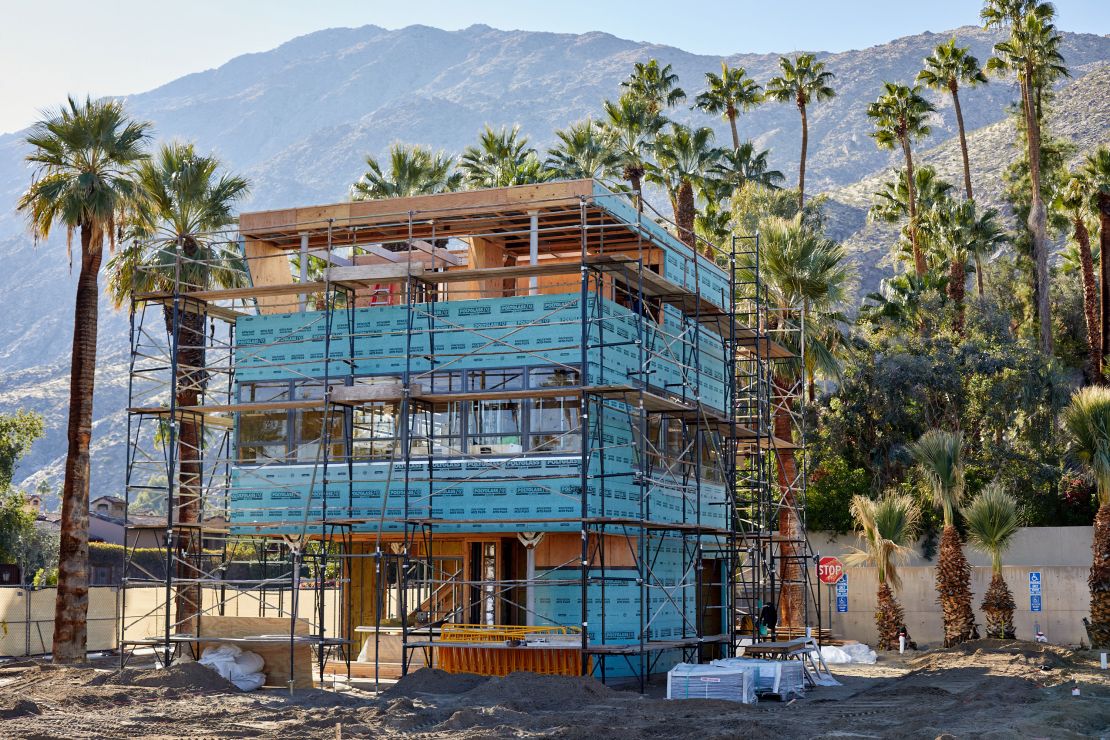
[1,23,1108,501]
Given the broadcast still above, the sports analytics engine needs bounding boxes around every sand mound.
[907,639,1080,675]
[461,671,618,710]
[385,668,491,696]
[92,661,239,692]
[0,697,41,719]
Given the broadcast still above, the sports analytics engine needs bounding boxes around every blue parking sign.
[835,574,848,612]
[836,595,848,613]
[1029,572,1042,612]
[1030,594,1042,612]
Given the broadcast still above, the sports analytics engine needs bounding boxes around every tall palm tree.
[711,142,785,195]
[1054,172,1101,380]
[694,62,763,148]
[917,39,989,203]
[741,215,848,627]
[1062,386,1110,648]
[621,59,686,115]
[909,429,976,647]
[922,199,1006,336]
[765,53,836,210]
[545,120,621,185]
[106,142,249,637]
[871,166,955,278]
[984,0,1069,355]
[598,95,665,210]
[867,83,936,277]
[1082,147,1110,376]
[646,124,720,249]
[845,494,921,650]
[458,125,550,189]
[963,482,1020,639]
[350,144,461,200]
[17,97,151,663]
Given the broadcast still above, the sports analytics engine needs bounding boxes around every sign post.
[835,575,848,613]
[1029,571,1042,613]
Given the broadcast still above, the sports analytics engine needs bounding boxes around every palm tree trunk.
[1098,192,1110,371]
[875,582,905,650]
[728,107,740,150]
[948,255,967,337]
[936,524,975,647]
[797,100,808,211]
[1089,500,1110,648]
[951,85,973,202]
[675,180,697,249]
[901,138,926,278]
[774,385,803,629]
[1022,66,1052,355]
[167,305,208,636]
[950,84,986,298]
[53,224,101,664]
[627,168,644,213]
[982,571,1016,639]
[1074,217,1102,382]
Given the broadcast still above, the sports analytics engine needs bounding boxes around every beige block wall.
[810,527,1094,647]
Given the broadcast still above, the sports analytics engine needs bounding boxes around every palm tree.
[909,429,976,647]
[694,62,763,149]
[922,199,1006,336]
[867,83,936,277]
[741,215,848,627]
[351,144,461,200]
[106,142,249,637]
[598,95,665,210]
[458,125,550,189]
[711,142,785,195]
[917,39,989,203]
[963,482,1020,639]
[1053,172,1101,380]
[860,271,951,332]
[871,166,955,277]
[646,124,720,249]
[984,0,1069,355]
[1062,385,1110,648]
[845,494,921,650]
[621,59,686,114]
[765,53,836,210]
[17,97,151,663]
[545,120,620,185]
[1082,148,1110,376]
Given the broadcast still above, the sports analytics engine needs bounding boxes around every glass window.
[238,382,290,463]
[468,369,523,393]
[529,396,580,453]
[292,382,344,462]
[352,402,399,461]
[469,399,522,451]
[529,367,579,389]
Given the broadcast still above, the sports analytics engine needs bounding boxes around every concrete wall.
[809,527,1094,647]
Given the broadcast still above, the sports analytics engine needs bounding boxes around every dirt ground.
[0,640,1107,738]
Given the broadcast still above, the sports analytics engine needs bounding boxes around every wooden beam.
[243,238,293,315]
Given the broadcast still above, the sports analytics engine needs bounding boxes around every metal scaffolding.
[119,180,813,689]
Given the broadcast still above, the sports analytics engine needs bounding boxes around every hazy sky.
[2,0,1107,134]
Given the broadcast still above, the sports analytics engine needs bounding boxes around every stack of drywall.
[666,663,756,703]
[711,658,804,700]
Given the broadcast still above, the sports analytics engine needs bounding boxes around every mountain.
[1,23,1108,502]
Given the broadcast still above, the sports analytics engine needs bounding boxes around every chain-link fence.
[0,586,340,658]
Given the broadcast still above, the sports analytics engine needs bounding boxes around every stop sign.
[817,556,845,584]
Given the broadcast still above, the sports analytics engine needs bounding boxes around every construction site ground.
[1,640,1107,738]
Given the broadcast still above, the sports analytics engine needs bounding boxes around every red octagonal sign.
[817,556,845,585]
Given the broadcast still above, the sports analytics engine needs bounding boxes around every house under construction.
[120,179,814,687]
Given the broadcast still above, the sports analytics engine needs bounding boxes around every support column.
[517,532,544,626]
[299,233,309,311]
[529,211,539,296]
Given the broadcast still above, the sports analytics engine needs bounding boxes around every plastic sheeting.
[817,643,878,665]
[198,644,267,691]
[666,663,757,703]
